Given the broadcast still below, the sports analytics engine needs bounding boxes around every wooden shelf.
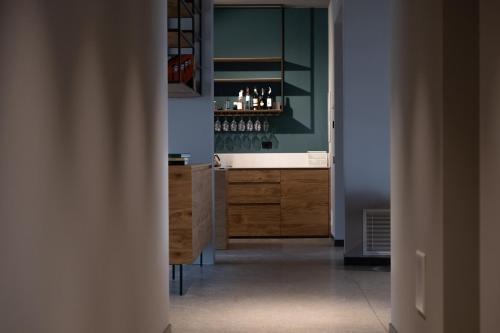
[214,109,283,116]
[214,78,282,83]
[214,57,282,63]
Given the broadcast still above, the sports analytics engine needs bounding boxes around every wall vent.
[363,209,391,256]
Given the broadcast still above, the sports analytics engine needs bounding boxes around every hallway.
[170,239,390,333]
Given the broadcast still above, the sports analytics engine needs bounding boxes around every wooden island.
[169,164,212,294]
[169,164,212,264]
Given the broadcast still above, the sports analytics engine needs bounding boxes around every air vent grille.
[363,209,391,256]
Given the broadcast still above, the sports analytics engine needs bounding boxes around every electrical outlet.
[261,141,272,149]
[416,250,426,318]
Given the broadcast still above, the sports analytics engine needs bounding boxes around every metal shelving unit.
[213,5,285,115]
[168,0,202,97]
[214,109,283,117]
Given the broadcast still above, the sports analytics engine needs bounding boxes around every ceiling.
[214,0,330,8]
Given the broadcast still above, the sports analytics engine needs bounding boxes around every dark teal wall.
[214,8,282,58]
[214,8,329,154]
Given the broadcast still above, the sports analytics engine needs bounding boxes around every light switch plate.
[416,250,426,318]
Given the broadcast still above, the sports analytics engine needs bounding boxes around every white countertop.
[216,153,331,169]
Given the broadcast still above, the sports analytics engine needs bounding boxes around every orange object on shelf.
[168,55,194,83]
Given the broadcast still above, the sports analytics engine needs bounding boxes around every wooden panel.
[227,183,281,204]
[214,170,228,249]
[191,166,212,260]
[227,170,281,183]
[169,165,212,264]
[169,167,194,263]
[228,204,281,237]
[280,170,330,236]
[281,170,329,204]
[280,203,329,236]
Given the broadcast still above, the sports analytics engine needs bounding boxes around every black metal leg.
[200,252,203,267]
[172,265,176,280]
[179,264,183,296]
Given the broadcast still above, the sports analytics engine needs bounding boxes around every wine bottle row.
[216,86,278,111]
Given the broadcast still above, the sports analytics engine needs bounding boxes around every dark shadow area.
[271,97,313,134]
[283,81,310,96]
[284,61,310,71]
[215,62,281,72]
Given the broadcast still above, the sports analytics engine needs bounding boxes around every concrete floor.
[170,238,390,333]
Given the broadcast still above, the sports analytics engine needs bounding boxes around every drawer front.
[280,202,330,236]
[227,183,281,204]
[280,170,329,203]
[227,170,281,183]
[280,169,330,236]
[228,204,281,237]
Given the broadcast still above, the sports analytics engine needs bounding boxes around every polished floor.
[170,239,390,333]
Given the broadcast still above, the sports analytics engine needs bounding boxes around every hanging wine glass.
[230,117,238,132]
[222,117,230,132]
[263,117,270,133]
[246,118,254,132]
[254,118,262,132]
[214,117,221,132]
[238,117,246,132]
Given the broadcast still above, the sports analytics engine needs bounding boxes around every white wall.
[168,0,214,165]
[480,1,500,332]
[329,0,344,241]
[0,1,170,332]
[341,0,392,257]
[391,0,479,332]
[328,0,335,239]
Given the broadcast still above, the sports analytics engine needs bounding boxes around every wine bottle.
[259,88,266,109]
[266,87,273,109]
[252,87,259,110]
[237,89,244,110]
[245,87,251,111]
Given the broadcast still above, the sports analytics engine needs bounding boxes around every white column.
[0,1,169,332]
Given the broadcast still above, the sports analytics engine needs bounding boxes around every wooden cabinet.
[228,204,281,237]
[215,169,228,249]
[169,164,212,264]
[225,168,330,238]
[227,170,281,237]
[227,184,281,204]
[280,170,330,236]
[227,169,281,183]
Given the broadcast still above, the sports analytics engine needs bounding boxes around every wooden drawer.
[280,170,330,236]
[227,183,281,204]
[228,204,281,237]
[227,170,281,183]
[280,169,329,202]
[280,202,330,236]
